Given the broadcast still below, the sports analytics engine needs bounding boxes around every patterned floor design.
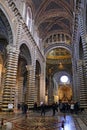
[13,117,62,130]
[1,110,87,130]
[11,112,77,130]
[73,111,87,130]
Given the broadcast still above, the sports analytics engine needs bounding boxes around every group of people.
[59,101,80,114]
[51,102,58,116]
[17,100,81,117]
[33,100,81,116]
[17,102,28,117]
[34,101,59,116]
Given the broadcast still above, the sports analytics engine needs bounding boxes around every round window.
[60,75,69,83]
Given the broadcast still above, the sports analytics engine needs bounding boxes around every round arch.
[35,60,41,75]
[19,41,33,65]
[19,43,32,65]
[35,58,42,73]
[53,71,72,102]
[53,71,72,85]
[0,3,16,45]
[17,43,32,104]
[44,43,72,56]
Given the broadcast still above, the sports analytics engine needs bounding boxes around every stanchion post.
[1,118,4,129]
[64,113,66,121]
[61,120,64,130]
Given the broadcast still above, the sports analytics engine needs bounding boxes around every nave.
[0,0,87,114]
[0,110,87,130]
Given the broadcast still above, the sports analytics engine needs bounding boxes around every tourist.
[41,102,45,116]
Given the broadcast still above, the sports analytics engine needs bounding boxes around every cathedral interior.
[0,0,87,129]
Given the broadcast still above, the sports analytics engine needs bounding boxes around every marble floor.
[0,110,87,130]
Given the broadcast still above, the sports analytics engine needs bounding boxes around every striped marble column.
[79,7,87,80]
[78,6,87,108]
[35,75,40,105]
[26,65,35,108]
[39,73,45,104]
[72,59,79,101]
[48,74,53,105]
[0,64,3,107]
[2,45,19,111]
[72,6,80,101]
[72,41,80,101]
[77,60,87,108]
[18,77,24,104]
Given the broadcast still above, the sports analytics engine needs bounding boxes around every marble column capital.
[77,60,83,66]
[6,45,20,54]
[26,65,33,71]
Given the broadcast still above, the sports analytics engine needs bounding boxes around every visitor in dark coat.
[41,102,45,116]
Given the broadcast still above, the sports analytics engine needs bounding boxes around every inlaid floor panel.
[10,112,77,130]
[0,110,87,130]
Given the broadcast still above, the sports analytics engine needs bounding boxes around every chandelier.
[58,62,63,69]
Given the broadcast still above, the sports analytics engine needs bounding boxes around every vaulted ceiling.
[31,0,74,40]
[29,0,74,77]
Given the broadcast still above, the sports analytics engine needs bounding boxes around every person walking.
[70,102,74,114]
[55,102,58,112]
[41,102,45,116]
[22,102,28,117]
[52,102,56,116]
[34,102,37,111]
